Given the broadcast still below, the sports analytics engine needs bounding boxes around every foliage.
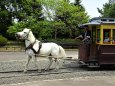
[50,21,66,39]
[74,0,85,11]
[5,0,89,40]
[0,35,8,46]
[98,1,115,17]
[0,0,43,39]
[0,1,12,38]
[55,0,89,38]
[43,38,80,44]
[39,0,89,38]
[7,17,53,39]
[7,21,26,40]
[6,0,43,21]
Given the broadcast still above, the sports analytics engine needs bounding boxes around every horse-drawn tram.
[78,17,115,67]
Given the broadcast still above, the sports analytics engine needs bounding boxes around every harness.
[25,40,42,55]
[24,29,42,55]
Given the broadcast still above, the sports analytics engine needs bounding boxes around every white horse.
[15,28,66,72]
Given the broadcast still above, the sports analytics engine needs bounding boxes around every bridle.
[24,29,31,40]
[25,30,42,55]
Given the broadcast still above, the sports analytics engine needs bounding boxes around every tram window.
[101,19,107,22]
[109,19,114,22]
[97,29,100,43]
[103,29,110,43]
[112,30,115,43]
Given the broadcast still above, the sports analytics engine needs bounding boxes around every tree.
[7,0,89,40]
[7,0,44,21]
[8,16,42,39]
[6,0,44,40]
[40,0,89,38]
[0,1,12,38]
[0,0,44,40]
[55,0,89,38]
[74,0,85,11]
[50,21,66,39]
[98,1,115,17]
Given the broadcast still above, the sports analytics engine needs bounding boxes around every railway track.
[0,58,80,78]
[1,59,115,85]
[1,52,115,85]
[0,59,87,85]
[0,68,74,79]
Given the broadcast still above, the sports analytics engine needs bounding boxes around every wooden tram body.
[78,17,115,67]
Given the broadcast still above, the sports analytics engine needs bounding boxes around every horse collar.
[37,42,42,54]
[25,40,42,55]
[25,40,36,50]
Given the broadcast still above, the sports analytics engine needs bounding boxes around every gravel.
[0,51,115,85]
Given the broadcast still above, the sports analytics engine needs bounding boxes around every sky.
[70,0,109,18]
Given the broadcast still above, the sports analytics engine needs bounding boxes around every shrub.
[42,38,81,44]
[0,35,8,46]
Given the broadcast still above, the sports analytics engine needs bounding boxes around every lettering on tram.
[77,17,115,67]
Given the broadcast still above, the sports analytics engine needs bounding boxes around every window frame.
[103,29,111,44]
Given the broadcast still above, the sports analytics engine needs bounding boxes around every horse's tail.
[59,46,66,58]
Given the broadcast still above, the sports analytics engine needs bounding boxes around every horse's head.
[15,28,31,40]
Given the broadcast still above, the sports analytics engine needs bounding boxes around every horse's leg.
[45,57,53,71]
[54,58,60,71]
[33,56,41,72]
[24,55,32,73]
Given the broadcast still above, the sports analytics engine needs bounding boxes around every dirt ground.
[1,50,115,86]
[2,76,115,86]
[0,49,78,61]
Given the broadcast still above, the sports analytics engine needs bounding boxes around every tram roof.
[82,17,115,26]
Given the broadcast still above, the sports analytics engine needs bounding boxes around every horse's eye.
[24,32,26,33]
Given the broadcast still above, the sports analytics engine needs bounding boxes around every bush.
[0,35,8,46]
[41,38,80,49]
[42,38,81,44]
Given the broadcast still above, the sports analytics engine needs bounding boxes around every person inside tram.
[75,25,91,44]
[103,34,110,42]
[104,37,110,42]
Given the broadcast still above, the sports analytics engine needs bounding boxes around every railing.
[0,46,25,52]
[59,43,78,49]
[0,43,79,52]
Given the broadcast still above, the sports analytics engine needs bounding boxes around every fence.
[0,46,24,52]
[0,43,78,52]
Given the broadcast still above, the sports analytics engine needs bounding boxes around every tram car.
[78,17,115,67]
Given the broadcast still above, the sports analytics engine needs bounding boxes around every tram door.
[88,26,97,61]
[78,26,97,63]
[78,44,90,62]
[78,26,93,62]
